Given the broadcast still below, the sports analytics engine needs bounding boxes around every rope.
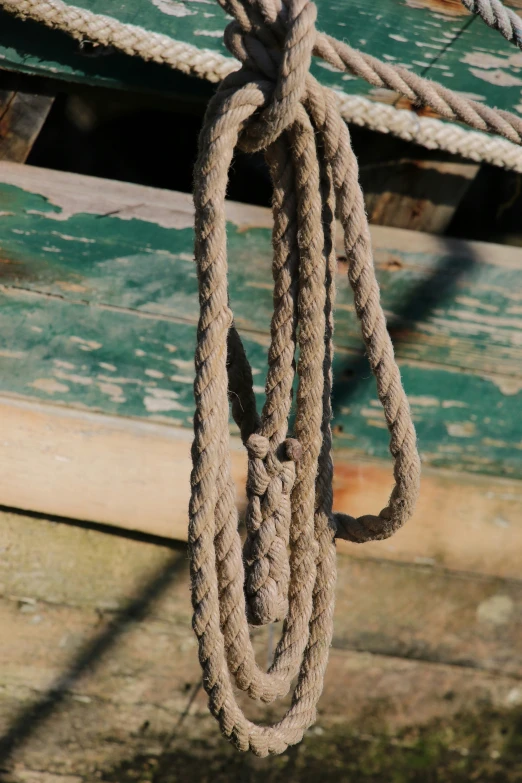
[337,92,522,172]
[189,0,420,755]
[3,0,522,171]
[4,0,521,757]
[462,0,522,49]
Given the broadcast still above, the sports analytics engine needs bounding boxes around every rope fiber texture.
[462,0,522,49]
[189,0,420,755]
[3,0,522,171]
[5,0,522,758]
[336,91,522,172]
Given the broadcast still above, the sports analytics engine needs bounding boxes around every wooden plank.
[3,160,522,377]
[0,89,54,163]
[2,509,522,676]
[361,155,480,233]
[1,0,522,117]
[3,284,522,478]
[0,164,522,479]
[1,511,521,779]
[1,397,522,579]
[0,9,214,102]
[1,635,520,781]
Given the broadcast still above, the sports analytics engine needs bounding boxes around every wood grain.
[1,396,522,579]
[0,164,522,479]
[0,509,521,780]
[0,90,53,163]
[2,509,522,676]
[362,157,480,233]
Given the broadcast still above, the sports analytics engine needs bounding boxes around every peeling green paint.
[2,0,522,116]
[1,179,522,478]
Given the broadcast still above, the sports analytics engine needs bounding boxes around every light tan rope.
[5,0,521,757]
[189,0,420,755]
[335,92,522,172]
[462,0,522,48]
[3,0,522,170]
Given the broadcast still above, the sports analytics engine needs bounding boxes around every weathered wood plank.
[0,90,54,163]
[2,284,522,478]
[1,511,521,780]
[2,510,522,676]
[361,156,480,233]
[1,397,522,577]
[1,642,520,782]
[0,10,215,102]
[0,164,522,479]
[3,162,522,377]
[1,0,522,118]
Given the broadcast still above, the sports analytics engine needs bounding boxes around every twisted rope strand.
[314,34,522,144]
[3,0,522,170]
[190,80,332,757]
[461,0,522,48]
[191,78,335,724]
[335,92,522,173]
[5,0,512,757]
[187,0,421,755]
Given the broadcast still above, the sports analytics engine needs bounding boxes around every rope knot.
[245,432,270,459]
[282,437,302,463]
[221,0,318,151]
[243,432,299,626]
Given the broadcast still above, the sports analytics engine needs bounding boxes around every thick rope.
[462,0,522,48]
[3,0,522,171]
[336,92,522,173]
[189,0,420,755]
[4,0,520,757]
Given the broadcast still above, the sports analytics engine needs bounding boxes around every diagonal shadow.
[331,234,480,422]
[0,522,189,770]
[0,239,482,772]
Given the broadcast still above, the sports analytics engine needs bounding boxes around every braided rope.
[462,0,522,48]
[2,0,522,170]
[5,0,521,757]
[314,33,522,144]
[336,92,522,172]
[188,0,420,755]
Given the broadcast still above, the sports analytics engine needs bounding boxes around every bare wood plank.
[0,399,521,581]
[362,156,479,233]
[2,508,522,678]
[0,90,53,163]
[1,634,519,781]
[2,163,522,481]
[2,507,521,779]
[0,556,521,778]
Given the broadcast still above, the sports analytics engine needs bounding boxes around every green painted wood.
[0,165,522,479]
[1,0,522,116]
[1,180,521,380]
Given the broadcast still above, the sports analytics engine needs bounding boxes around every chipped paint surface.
[405,0,468,15]
[2,0,522,116]
[1,174,522,478]
[149,0,194,17]
[469,67,522,87]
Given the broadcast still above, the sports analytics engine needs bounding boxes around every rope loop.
[189,0,421,755]
[5,0,522,757]
[221,0,317,152]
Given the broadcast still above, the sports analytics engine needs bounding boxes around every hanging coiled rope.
[188,0,420,755]
[5,0,522,757]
